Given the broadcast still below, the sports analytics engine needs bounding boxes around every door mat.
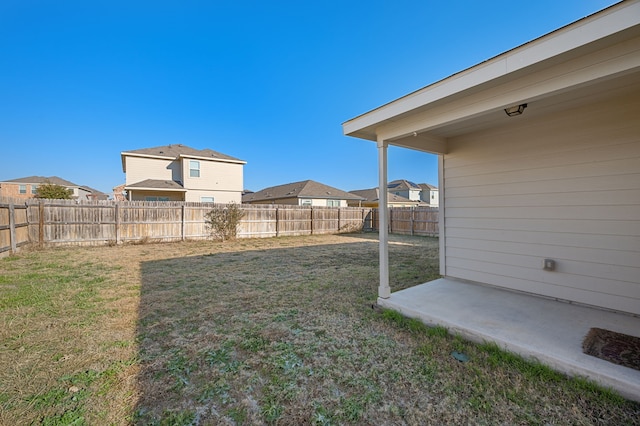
[582,328,640,371]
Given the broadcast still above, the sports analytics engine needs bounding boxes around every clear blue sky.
[0,0,618,195]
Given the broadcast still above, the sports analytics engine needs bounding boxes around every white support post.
[377,138,390,299]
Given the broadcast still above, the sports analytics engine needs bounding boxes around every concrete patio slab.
[378,278,640,402]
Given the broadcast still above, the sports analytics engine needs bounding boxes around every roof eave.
[343,0,640,141]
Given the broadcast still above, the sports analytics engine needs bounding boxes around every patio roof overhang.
[342,0,640,301]
[343,1,640,155]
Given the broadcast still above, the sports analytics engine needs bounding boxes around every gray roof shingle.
[122,144,244,163]
[243,180,363,203]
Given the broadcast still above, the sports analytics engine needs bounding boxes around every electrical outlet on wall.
[543,259,556,271]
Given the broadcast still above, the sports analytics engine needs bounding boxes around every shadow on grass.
[133,236,440,424]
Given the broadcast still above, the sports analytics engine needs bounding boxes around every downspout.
[377,138,390,299]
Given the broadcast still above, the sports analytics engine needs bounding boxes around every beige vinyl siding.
[443,89,640,315]
[125,156,179,184]
[303,199,346,207]
[185,189,241,204]
[181,158,243,193]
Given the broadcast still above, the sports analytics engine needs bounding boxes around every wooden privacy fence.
[0,199,437,252]
[14,200,373,247]
[369,206,439,237]
[0,201,30,257]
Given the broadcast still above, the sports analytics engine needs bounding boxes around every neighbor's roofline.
[343,0,635,139]
[121,151,246,164]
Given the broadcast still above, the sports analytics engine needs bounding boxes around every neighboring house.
[348,188,421,208]
[242,180,363,207]
[121,144,246,203]
[0,176,106,200]
[418,183,439,207]
[112,184,127,201]
[387,179,421,201]
[343,0,640,317]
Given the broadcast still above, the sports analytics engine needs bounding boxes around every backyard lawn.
[1,233,638,425]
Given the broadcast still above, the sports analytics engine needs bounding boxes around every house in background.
[343,1,640,399]
[121,144,246,203]
[418,183,439,207]
[387,179,421,201]
[348,188,420,208]
[242,180,363,207]
[386,179,439,207]
[0,176,108,200]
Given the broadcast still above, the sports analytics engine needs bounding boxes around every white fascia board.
[178,154,247,165]
[343,0,640,140]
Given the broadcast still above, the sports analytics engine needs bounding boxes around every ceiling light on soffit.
[504,103,527,117]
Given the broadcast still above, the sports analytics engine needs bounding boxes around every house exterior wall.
[185,189,240,204]
[0,183,36,199]
[421,189,439,206]
[300,199,346,207]
[125,156,177,184]
[443,89,640,315]
[180,158,243,203]
[245,198,347,206]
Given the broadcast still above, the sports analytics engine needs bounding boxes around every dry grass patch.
[1,233,638,425]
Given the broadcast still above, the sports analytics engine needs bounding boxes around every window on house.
[145,196,170,201]
[190,160,200,178]
[19,185,26,194]
[301,199,312,206]
[31,185,38,194]
[201,196,214,203]
[326,199,340,207]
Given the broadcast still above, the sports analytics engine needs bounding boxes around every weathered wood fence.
[370,207,439,237]
[0,201,30,257]
[0,198,438,255]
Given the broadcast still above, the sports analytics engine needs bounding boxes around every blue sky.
[0,0,618,195]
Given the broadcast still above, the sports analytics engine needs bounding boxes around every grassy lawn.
[1,233,638,425]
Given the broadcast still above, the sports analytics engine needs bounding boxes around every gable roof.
[121,144,246,171]
[388,179,421,191]
[418,183,438,191]
[243,180,363,203]
[2,175,81,187]
[349,188,413,204]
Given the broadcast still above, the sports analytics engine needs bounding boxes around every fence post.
[337,207,341,232]
[38,201,44,247]
[9,203,16,254]
[114,203,120,244]
[411,207,415,236]
[181,204,186,241]
[275,207,279,237]
[310,207,314,235]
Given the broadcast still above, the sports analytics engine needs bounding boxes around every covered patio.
[344,0,640,402]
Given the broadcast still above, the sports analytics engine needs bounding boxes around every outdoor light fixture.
[504,103,527,117]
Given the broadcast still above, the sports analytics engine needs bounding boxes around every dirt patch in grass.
[1,233,639,425]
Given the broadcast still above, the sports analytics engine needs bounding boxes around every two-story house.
[121,144,246,203]
[384,180,439,206]
[387,179,422,201]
